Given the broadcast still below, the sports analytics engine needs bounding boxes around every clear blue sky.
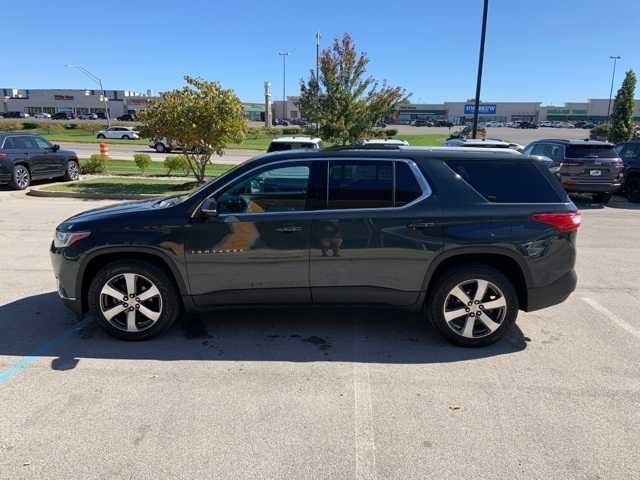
[4,0,639,105]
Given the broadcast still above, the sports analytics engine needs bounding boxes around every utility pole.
[278,52,289,123]
[607,55,621,124]
[472,0,489,139]
[65,64,111,127]
[315,32,321,136]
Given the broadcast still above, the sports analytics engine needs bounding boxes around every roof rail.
[323,144,403,151]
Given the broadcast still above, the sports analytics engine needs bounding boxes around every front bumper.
[50,242,83,315]
[526,269,577,312]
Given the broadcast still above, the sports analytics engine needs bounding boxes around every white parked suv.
[444,138,524,152]
[96,126,139,140]
[266,136,322,152]
[362,138,409,146]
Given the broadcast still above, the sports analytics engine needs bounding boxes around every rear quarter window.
[446,159,566,203]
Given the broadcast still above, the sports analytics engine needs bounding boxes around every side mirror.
[200,197,217,217]
[52,144,60,152]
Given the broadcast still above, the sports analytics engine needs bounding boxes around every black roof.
[531,138,613,146]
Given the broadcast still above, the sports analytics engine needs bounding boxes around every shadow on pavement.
[571,193,640,210]
[0,292,527,370]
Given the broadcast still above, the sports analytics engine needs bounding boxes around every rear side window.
[446,159,565,203]
[396,162,423,206]
[566,145,617,158]
[328,161,393,209]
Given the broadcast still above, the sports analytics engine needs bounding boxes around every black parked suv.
[51,147,579,347]
[614,141,640,202]
[0,132,80,189]
[523,139,623,203]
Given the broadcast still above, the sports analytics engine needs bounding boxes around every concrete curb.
[26,188,162,201]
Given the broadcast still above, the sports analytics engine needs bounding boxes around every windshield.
[565,145,617,158]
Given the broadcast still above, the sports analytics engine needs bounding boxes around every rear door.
[309,158,442,306]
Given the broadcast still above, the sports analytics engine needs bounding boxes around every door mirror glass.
[200,197,218,216]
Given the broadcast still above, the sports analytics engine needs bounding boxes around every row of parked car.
[0,111,138,121]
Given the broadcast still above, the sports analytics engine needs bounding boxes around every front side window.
[216,163,310,214]
[32,136,52,149]
[620,144,640,159]
[328,161,393,209]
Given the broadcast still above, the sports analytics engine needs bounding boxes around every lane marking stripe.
[0,320,87,386]
[582,297,640,338]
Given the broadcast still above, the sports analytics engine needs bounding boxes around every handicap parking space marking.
[582,297,640,339]
[0,319,88,386]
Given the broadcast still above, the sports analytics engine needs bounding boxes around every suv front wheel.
[427,265,519,347]
[88,260,181,340]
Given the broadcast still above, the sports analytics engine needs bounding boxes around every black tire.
[427,264,519,347]
[155,143,166,153]
[62,160,80,181]
[97,134,105,139]
[593,192,612,204]
[122,135,130,140]
[10,164,31,190]
[88,260,182,340]
[625,175,640,203]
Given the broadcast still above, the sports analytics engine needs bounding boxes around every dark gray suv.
[523,139,623,203]
[0,132,80,189]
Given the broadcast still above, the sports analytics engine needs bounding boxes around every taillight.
[531,212,581,232]
[0,149,6,159]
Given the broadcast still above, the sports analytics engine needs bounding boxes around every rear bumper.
[525,269,577,312]
[563,182,621,194]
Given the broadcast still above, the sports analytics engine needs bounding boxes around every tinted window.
[217,163,310,214]
[395,162,422,206]
[328,161,393,209]
[447,159,565,203]
[620,144,640,160]
[6,136,37,150]
[566,145,617,158]
[32,136,51,149]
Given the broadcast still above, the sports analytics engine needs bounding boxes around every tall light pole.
[65,64,111,127]
[607,55,621,124]
[315,32,321,135]
[278,52,289,122]
[472,0,489,139]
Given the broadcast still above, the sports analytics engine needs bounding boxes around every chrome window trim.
[192,157,432,218]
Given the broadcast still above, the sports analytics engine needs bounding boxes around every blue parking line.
[0,320,88,386]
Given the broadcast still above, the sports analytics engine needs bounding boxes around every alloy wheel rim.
[99,273,163,333]
[15,167,29,188]
[68,162,79,180]
[443,279,507,339]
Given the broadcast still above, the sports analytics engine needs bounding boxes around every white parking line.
[353,322,377,480]
[582,297,640,338]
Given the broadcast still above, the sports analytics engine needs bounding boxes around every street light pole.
[65,64,111,127]
[607,55,621,124]
[315,32,321,136]
[278,52,289,123]
[472,0,489,139]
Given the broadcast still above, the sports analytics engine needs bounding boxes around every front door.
[31,135,66,177]
[310,159,443,306]
[185,161,314,306]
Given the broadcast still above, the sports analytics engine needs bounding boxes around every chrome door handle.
[407,222,435,230]
[275,225,303,233]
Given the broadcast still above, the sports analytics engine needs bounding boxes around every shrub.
[0,119,22,131]
[164,155,190,176]
[64,123,78,130]
[81,154,107,174]
[21,121,39,130]
[384,128,398,137]
[43,122,66,134]
[590,124,609,141]
[75,121,108,134]
[134,153,152,173]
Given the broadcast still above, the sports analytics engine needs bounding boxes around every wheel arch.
[421,249,531,311]
[79,247,189,313]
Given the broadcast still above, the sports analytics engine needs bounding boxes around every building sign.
[464,104,496,115]
[546,108,570,114]
[54,95,74,101]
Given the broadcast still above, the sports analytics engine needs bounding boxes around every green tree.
[609,70,636,144]
[138,76,246,182]
[298,33,409,144]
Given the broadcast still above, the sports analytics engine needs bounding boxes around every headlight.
[54,230,91,248]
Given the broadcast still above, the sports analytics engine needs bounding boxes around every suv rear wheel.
[593,192,612,204]
[11,164,31,190]
[63,160,80,181]
[88,260,181,340]
[427,265,519,347]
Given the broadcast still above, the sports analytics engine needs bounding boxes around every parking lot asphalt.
[0,190,639,479]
